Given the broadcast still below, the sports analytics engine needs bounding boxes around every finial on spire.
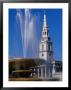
[43,10,47,28]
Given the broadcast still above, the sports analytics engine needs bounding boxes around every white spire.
[42,13,48,39]
[43,14,47,28]
[43,11,47,30]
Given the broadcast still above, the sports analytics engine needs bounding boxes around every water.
[16,9,39,58]
[16,10,24,57]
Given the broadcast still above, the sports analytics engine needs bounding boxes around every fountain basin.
[9,58,37,78]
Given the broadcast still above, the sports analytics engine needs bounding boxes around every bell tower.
[39,12,53,62]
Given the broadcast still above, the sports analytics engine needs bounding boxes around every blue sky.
[9,9,62,61]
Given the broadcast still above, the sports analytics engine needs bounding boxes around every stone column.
[52,62,55,77]
[41,66,43,78]
[37,67,40,78]
[48,65,51,78]
[45,66,47,78]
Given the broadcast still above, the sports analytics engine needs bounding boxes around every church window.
[48,44,50,51]
[45,32,46,35]
[42,44,44,50]
[42,53,44,56]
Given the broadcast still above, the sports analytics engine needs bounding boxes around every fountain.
[16,9,39,58]
[9,9,54,80]
[9,9,40,80]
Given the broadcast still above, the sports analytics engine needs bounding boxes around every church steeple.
[42,12,48,41]
[39,11,53,62]
[43,12,47,29]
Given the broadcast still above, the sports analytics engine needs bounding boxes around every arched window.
[45,32,46,35]
[48,44,50,51]
[42,53,44,56]
[42,44,44,50]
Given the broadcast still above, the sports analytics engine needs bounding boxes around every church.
[39,12,53,63]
